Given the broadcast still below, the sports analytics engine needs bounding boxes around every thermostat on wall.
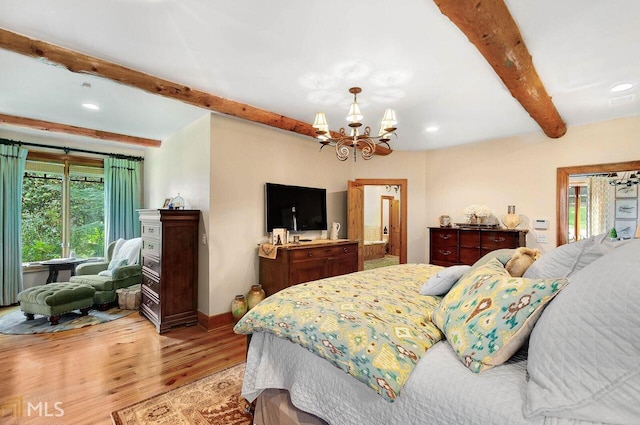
[534,219,549,230]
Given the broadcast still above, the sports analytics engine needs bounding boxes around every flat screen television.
[265,183,327,232]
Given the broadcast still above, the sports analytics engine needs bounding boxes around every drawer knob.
[343,247,348,253]
[307,251,313,257]
[148,228,154,233]
[438,249,452,256]
[148,244,154,250]
[489,236,506,243]
[439,234,452,240]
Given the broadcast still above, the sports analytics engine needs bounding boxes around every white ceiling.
[0,0,638,152]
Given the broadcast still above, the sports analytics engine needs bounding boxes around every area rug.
[364,254,400,270]
[111,363,250,425]
[0,306,135,335]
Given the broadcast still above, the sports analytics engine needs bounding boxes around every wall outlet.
[536,233,548,243]
[201,233,207,245]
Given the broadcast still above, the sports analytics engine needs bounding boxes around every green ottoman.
[17,282,96,325]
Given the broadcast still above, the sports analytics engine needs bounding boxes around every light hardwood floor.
[0,307,246,424]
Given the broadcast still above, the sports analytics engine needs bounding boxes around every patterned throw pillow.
[432,258,568,373]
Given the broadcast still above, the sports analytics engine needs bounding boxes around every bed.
[234,235,640,425]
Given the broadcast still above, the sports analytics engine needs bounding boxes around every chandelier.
[312,87,398,161]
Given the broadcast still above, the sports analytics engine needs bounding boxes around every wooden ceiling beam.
[0,113,161,147]
[0,28,392,155]
[433,0,567,138]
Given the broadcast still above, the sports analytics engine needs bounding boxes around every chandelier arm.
[359,138,376,160]
[335,139,352,161]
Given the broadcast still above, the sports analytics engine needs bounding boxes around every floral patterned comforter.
[233,264,444,402]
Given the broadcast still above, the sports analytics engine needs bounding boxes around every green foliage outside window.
[70,178,104,258]
[22,164,105,263]
[22,175,63,262]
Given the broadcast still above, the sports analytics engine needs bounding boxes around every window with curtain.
[22,159,105,262]
[568,175,612,242]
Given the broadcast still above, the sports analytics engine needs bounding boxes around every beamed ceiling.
[0,0,638,153]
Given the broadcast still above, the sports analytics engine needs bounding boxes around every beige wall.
[208,114,429,315]
[143,113,211,313]
[424,116,640,256]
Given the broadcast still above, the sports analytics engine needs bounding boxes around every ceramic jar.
[231,295,247,321]
[502,205,521,229]
[247,284,266,310]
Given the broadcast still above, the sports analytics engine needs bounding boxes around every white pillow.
[525,240,640,423]
[112,237,142,265]
[523,233,630,279]
[419,265,470,296]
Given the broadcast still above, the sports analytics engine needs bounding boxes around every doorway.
[347,179,407,270]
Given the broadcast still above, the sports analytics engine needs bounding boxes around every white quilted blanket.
[243,332,611,425]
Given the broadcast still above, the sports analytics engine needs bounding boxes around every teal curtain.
[0,145,28,306]
[104,158,141,244]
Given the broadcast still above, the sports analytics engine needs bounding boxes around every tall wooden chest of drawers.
[429,227,527,267]
[139,209,199,333]
[259,240,359,297]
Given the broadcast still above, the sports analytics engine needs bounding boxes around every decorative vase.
[502,205,521,229]
[247,284,266,310]
[231,295,247,321]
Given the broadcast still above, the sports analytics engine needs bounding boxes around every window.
[567,184,588,242]
[22,157,105,263]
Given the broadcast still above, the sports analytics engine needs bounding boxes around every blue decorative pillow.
[420,265,471,296]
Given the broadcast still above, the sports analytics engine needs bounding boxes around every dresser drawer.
[459,230,480,248]
[142,238,161,257]
[142,256,161,277]
[141,222,160,238]
[431,246,459,264]
[481,231,519,249]
[291,244,356,262]
[142,271,160,297]
[431,229,459,247]
[141,286,160,323]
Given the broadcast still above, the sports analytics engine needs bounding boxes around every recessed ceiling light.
[82,103,100,110]
[425,126,439,133]
[610,83,634,93]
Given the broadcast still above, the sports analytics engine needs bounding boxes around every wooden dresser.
[429,227,527,267]
[139,209,199,333]
[259,240,359,297]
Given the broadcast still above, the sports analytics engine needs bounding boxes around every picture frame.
[272,228,288,245]
[614,184,638,198]
[162,198,171,208]
[614,219,637,240]
[614,199,637,219]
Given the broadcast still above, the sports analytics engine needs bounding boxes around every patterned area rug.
[111,363,250,425]
[0,306,135,334]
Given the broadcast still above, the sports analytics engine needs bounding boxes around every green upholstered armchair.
[70,238,142,309]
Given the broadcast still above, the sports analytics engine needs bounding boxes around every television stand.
[259,240,359,296]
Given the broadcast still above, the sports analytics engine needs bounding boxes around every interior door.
[389,199,401,256]
[347,180,365,270]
